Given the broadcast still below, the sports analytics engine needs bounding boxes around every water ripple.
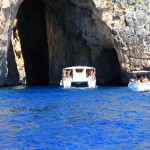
[0,86,149,149]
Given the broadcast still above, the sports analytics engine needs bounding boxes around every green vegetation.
[120,0,149,7]
[136,0,142,4]
[121,0,131,5]
[127,0,131,5]
[144,2,149,8]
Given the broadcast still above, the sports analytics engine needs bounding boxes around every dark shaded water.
[0,86,149,149]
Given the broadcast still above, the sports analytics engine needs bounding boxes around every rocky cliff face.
[45,0,126,84]
[110,0,150,76]
[0,0,23,85]
[0,0,149,85]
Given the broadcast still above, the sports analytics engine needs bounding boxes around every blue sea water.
[0,86,149,150]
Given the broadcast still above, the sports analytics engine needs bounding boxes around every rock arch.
[0,0,149,86]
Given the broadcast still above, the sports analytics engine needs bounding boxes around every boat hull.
[128,82,150,92]
[60,79,96,88]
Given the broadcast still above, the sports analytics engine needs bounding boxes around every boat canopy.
[129,71,150,73]
[63,66,95,70]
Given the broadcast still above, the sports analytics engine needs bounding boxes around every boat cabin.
[60,66,96,88]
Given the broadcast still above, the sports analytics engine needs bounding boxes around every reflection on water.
[0,86,150,149]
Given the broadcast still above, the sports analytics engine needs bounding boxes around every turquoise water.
[0,86,149,149]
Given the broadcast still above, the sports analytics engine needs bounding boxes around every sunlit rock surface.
[5,18,26,85]
[0,0,23,85]
[110,0,150,75]
[0,0,149,85]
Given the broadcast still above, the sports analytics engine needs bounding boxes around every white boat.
[60,66,96,88]
[128,81,150,92]
[128,71,150,92]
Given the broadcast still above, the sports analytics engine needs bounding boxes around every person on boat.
[136,74,150,83]
[68,69,72,79]
[62,69,66,80]
[86,69,89,78]
[135,74,141,84]
[66,70,69,80]
[90,69,93,76]
[93,70,96,77]
[65,69,71,80]
[90,69,96,80]
[142,74,150,83]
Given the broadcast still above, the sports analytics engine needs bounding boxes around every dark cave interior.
[8,0,126,86]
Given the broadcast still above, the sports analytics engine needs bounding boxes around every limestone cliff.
[45,0,150,84]
[45,0,126,84]
[0,0,23,85]
[0,0,150,85]
[5,18,25,85]
[110,0,150,75]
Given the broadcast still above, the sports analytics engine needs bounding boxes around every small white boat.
[128,81,150,92]
[128,71,150,92]
[60,66,96,88]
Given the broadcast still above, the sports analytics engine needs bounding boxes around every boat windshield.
[75,69,83,73]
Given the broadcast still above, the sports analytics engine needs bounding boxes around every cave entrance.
[95,48,126,85]
[7,0,127,86]
[14,0,49,85]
